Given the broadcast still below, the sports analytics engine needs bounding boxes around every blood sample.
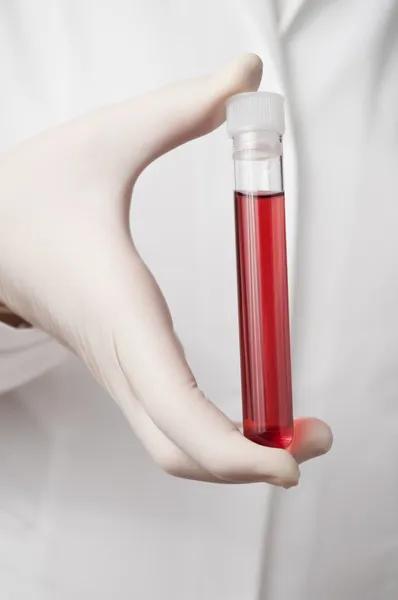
[226,92,293,449]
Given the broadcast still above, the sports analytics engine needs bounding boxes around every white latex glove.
[0,54,332,486]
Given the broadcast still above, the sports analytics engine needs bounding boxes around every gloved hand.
[0,54,332,486]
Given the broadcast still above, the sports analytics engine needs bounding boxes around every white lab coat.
[1,1,398,598]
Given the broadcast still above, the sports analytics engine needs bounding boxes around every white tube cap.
[226,91,285,137]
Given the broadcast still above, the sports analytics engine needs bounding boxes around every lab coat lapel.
[243,0,282,79]
[278,0,311,34]
[241,0,311,65]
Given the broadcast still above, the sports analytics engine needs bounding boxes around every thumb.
[88,53,263,179]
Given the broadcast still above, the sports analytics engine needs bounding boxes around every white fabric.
[1,0,398,598]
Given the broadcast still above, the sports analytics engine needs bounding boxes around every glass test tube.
[226,92,293,449]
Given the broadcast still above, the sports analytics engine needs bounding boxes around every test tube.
[226,92,293,449]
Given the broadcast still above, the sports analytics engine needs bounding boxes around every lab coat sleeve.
[0,322,68,395]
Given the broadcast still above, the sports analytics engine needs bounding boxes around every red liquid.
[234,191,293,449]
